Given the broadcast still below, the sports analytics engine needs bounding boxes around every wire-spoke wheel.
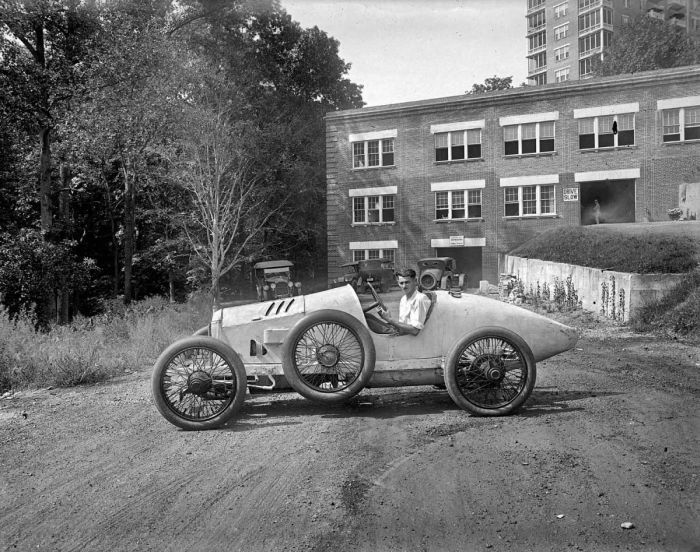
[282,310,375,403]
[151,337,247,430]
[445,328,536,416]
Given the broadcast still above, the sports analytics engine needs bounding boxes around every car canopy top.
[254,260,294,270]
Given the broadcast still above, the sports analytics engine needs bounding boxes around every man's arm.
[377,308,420,336]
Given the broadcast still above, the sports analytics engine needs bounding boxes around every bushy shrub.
[632,271,700,336]
[511,227,698,274]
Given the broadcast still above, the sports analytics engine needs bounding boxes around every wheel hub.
[316,344,340,367]
[475,355,505,382]
[187,371,213,394]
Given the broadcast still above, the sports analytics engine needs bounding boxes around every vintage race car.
[151,284,578,430]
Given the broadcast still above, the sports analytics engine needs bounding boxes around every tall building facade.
[527,0,700,85]
[325,66,700,286]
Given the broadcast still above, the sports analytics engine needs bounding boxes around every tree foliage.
[466,75,513,95]
[593,16,700,77]
[0,0,363,323]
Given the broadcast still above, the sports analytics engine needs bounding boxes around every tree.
[174,74,289,306]
[467,75,513,95]
[593,16,700,77]
[64,0,185,303]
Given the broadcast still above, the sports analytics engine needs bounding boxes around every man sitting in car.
[377,268,432,336]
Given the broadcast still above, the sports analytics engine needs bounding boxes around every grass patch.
[631,270,700,337]
[510,227,698,274]
[0,295,210,394]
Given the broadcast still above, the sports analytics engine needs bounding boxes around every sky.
[281,0,528,107]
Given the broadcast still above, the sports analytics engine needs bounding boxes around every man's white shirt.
[399,290,431,330]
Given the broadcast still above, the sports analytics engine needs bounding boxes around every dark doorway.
[436,247,483,288]
[579,179,636,225]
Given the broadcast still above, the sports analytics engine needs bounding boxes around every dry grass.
[0,295,211,393]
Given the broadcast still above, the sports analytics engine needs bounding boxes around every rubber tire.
[421,273,437,290]
[282,310,376,404]
[444,327,536,416]
[151,336,247,430]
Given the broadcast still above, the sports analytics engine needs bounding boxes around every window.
[621,14,630,25]
[528,10,546,29]
[528,0,545,8]
[352,138,394,169]
[353,249,395,263]
[532,73,547,85]
[435,190,482,220]
[578,113,635,149]
[579,32,600,55]
[554,23,569,40]
[603,7,612,24]
[554,45,570,61]
[528,31,546,51]
[352,195,395,224]
[504,185,556,217]
[662,106,700,142]
[578,0,597,8]
[579,10,600,33]
[623,0,630,7]
[579,56,594,77]
[555,67,570,82]
[529,51,547,71]
[435,128,481,161]
[504,121,555,156]
[554,2,568,18]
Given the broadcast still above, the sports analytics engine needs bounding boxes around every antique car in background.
[253,260,301,301]
[151,283,579,430]
[356,258,395,293]
[417,257,465,291]
[330,261,360,289]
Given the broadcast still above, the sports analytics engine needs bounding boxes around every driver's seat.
[365,291,437,335]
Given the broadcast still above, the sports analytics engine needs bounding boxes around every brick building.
[325,65,700,286]
[526,0,700,85]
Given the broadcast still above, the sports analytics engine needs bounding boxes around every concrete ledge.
[504,256,688,322]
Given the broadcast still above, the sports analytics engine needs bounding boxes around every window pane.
[452,191,465,218]
[367,196,380,222]
[686,107,700,126]
[618,130,634,146]
[353,142,365,168]
[522,139,537,154]
[381,139,394,166]
[617,113,634,130]
[353,250,365,262]
[467,144,482,158]
[468,190,481,204]
[505,187,519,202]
[367,250,380,260]
[435,133,448,148]
[540,121,554,138]
[451,145,465,160]
[451,131,464,146]
[466,129,481,145]
[580,134,595,149]
[436,192,449,219]
[505,203,520,217]
[522,123,536,140]
[504,125,518,141]
[353,197,365,223]
[505,187,519,217]
[382,250,395,263]
[522,186,537,214]
[382,195,395,222]
[663,109,680,139]
[468,204,482,218]
[505,141,519,155]
[579,118,594,134]
[540,185,555,214]
[368,141,379,166]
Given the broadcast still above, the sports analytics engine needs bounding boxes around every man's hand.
[377,307,392,322]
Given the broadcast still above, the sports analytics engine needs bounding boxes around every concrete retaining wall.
[504,256,687,322]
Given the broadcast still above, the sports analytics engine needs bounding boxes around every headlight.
[263,285,270,291]
[270,283,276,290]
[295,282,302,288]
[287,281,294,288]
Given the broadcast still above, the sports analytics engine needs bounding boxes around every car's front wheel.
[282,310,376,403]
[151,336,247,430]
[444,328,536,416]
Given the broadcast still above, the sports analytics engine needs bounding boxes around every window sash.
[504,185,556,217]
[352,138,395,168]
[435,128,481,161]
[435,189,481,220]
[504,121,556,155]
[353,195,396,224]
[579,114,635,149]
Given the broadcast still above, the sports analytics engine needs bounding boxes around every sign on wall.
[449,235,464,246]
[563,187,579,202]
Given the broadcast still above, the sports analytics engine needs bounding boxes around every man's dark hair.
[396,268,417,279]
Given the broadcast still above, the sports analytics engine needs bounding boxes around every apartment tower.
[527,0,700,85]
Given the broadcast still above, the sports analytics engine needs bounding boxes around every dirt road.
[1,308,699,552]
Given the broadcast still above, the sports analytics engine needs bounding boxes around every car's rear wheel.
[151,336,247,430]
[282,310,375,403]
[420,272,438,290]
[444,328,536,416]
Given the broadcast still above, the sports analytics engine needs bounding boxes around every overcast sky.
[281,0,528,107]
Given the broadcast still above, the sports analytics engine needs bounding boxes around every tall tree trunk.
[123,169,135,304]
[39,128,53,232]
[58,165,71,323]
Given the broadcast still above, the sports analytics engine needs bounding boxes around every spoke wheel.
[445,328,536,416]
[151,337,247,430]
[282,310,375,403]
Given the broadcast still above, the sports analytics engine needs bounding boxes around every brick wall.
[326,66,700,284]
